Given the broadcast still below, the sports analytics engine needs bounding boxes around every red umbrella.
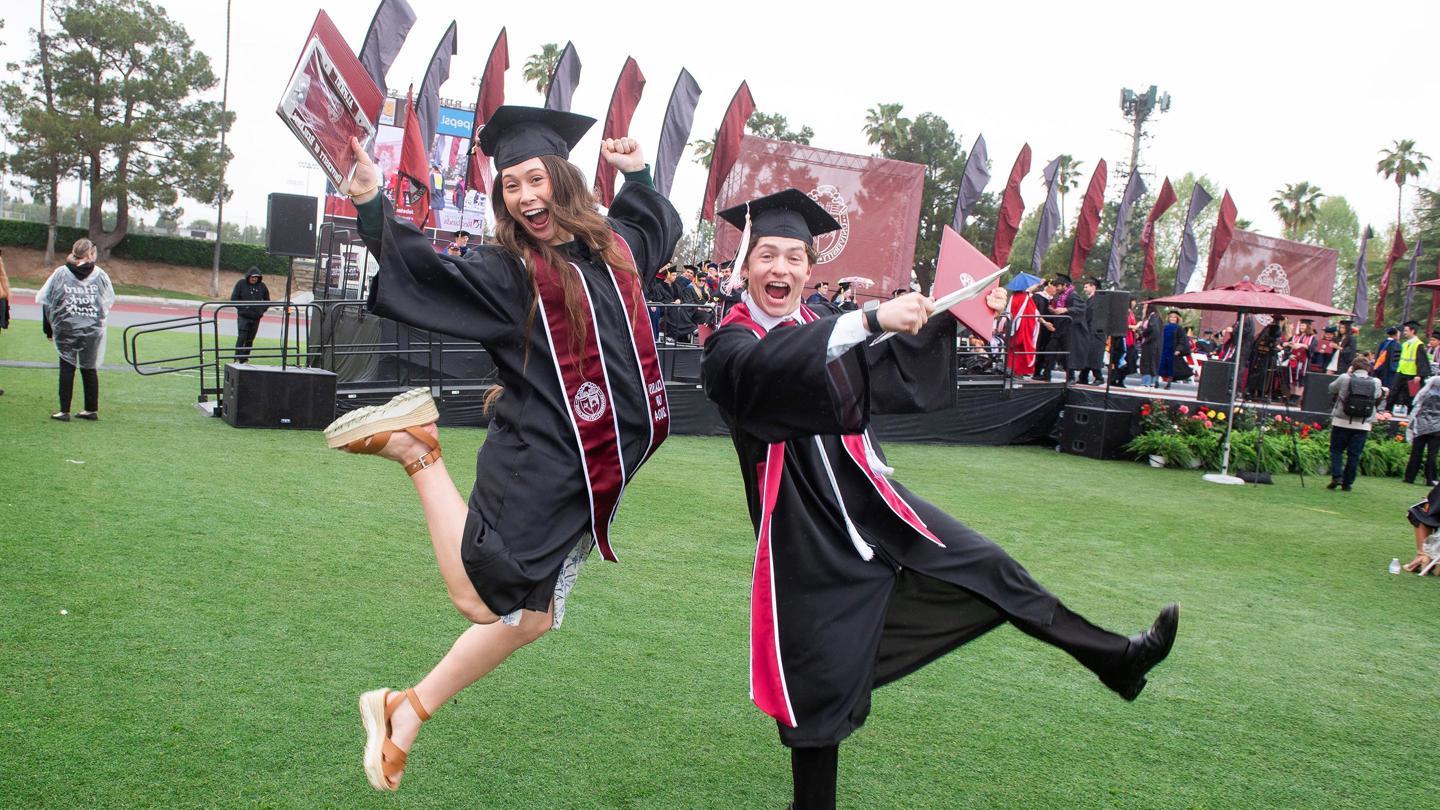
[1142,281,1348,485]
[1146,280,1351,318]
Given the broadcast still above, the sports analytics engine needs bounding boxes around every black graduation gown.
[1139,312,1162,376]
[703,302,1077,748]
[1066,291,1101,371]
[356,181,682,616]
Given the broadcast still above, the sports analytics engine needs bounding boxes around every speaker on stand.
[266,193,319,370]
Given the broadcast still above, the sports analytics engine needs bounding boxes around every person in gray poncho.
[38,238,115,421]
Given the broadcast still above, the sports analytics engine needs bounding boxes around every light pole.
[1119,85,1171,179]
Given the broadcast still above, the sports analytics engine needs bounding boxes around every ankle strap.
[405,687,432,722]
[404,446,442,477]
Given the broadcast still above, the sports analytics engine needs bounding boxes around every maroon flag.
[701,81,755,222]
[990,143,1032,267]
[465,27,508,196]
[1140,178,1178,291]
[1374,227,1407,327]
[396,86,431,227]
[1429,257,1440,334]
[593,57,647,207]
[1068,159,1108,275]
[1202,190,1237,289]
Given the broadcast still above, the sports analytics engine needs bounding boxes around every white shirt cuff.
[826,310,870,362]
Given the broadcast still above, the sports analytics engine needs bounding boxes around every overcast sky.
[3,0,1437,240]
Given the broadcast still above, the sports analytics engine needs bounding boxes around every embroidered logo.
[1254,263,1291,327]
[574,381,608,422]
[807,185,850,264]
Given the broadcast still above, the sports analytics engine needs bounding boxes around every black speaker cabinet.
[1091,290,1133,336]
[1198,360,1236,403]
[222,363,337,429]
[670,348,703,383]
[1060,406,1132,460]
[1303,371,1339,413]
[266,193,318,257]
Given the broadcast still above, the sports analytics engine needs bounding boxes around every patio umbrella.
[1005,271,1044,292]
[1145,281,1350,485]
[1410,278,1440,291]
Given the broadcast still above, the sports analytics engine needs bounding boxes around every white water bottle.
[1390,558,1402,575]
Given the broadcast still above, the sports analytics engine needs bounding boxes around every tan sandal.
[359,687,432,791]
[325,388,441,476]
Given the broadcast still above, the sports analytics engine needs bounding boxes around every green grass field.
[2,325,1437,808]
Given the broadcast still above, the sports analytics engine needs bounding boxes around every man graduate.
[701,189,1180,810]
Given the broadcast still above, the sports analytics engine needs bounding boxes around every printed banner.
[1201,229,1338,331]
[713,135,925,299]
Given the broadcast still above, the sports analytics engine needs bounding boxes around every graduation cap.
[717,188,842,243]
[1323,325,1339,333]
[1053,272,1072,284]
[717,189,842,293]
[1404,320,1422,330]
[1339,318,1354,326]
[454,229,471,238]
[1299,318,1313,324]
[478,105,595,172]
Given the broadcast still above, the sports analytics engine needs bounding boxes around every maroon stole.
[718,301,941,729]
[529,233,669,563]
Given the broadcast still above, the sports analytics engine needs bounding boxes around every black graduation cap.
[1053,272,1072,284]
[455,229,471,238]
[1323,325,1338,333]
[1404,320,1422,330]
[478,105,595,171]
[1299,318,1313,324]
[1338,318,1354,326]
[717,188,841,243]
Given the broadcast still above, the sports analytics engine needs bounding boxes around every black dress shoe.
[1326,478,1340,490]
[1101,603,1180,701]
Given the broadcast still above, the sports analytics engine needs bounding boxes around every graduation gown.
[1138,312,1163,376]
[356,179,682,616]
[703,301,1087,748]
[1066,291,1100,371]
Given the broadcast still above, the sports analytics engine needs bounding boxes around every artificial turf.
[2,325,1437,808]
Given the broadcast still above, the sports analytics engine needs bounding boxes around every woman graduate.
[701,190,1179,810]
[326,106,680,791]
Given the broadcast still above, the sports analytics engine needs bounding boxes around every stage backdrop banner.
[1200,229,1338,332]
[713,136,925,298]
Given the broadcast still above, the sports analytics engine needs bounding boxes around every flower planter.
[1148,454,1166,468]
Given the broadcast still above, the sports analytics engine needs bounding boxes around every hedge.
[0,218,289,275]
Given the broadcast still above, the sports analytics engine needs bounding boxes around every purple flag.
[1172,184,1214,294]
[1402,238,1425,323]
[653,68,701,199]
[1105,171,1148,286]
[1030,156,1062,275]
[356,0,416,96]
[414,22,457,151]
[543,41,581,112]
[951,134,990,234]
[1354,225,1374,321]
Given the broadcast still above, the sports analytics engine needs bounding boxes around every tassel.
[724,204,752,295]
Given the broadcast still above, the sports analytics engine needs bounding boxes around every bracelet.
[346,182,379,199]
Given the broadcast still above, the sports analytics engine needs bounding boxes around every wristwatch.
[863,300,882,334]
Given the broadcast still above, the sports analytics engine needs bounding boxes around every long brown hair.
[486,155,642,412]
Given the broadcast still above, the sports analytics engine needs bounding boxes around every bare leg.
[376,424,499,624]
[385,604,554,779]
[1403,523,1432,571]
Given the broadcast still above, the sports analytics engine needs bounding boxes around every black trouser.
[235,317,261,363]
[1406,432,1440,484]
[1245,358,1275,400]
[1388,374,1417,412]
[59,359,98,413]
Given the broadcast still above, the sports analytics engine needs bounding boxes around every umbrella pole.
[1205,310,1246,485]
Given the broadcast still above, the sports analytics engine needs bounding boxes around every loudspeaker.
[1090,290,1133,336]
[1303,372,1339,413]
[1060,406,1132,460]
[222,363,337,429]
[266,193,318,257]
[670,348,703,383]
[1197,360,1236,403]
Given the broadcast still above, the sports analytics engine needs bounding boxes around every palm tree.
[522,43,562,98]
[1270,181,1324,238]
[1055,155,1083,237]
[1377,139,1430,226]
[862,103,910,156]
